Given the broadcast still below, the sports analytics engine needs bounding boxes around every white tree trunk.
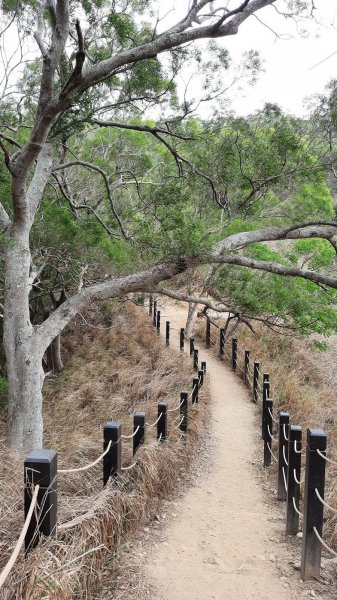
[3,225,44,452]
[185,303,198,338]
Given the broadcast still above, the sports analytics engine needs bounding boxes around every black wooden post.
[156,310,161,334]
[278,411,290,501]
[192,377,199,404]
[180,327,185,352]
[301,428,327,581]
[189,337,195,356]
[206,318,211,349]
[220,328,225,360]
[201,360,206,374]
[286,425,302,535]
[165,321,170,347]
[103,421,122,486]
[24,449,57,553]
[193,348,199,372]
[198,369,204,387]
[244,350,250,385]
[149,295,153,315]
[133,412,146,455]
[231,338,238,371]
[157,402,168,441]
[253,361,260,402]
[180,392,188,433]
[153,300,157,326]
[263,399,273,467]
[262,373,270,439]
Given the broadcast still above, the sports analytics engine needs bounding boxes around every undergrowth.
[0,300,209,599]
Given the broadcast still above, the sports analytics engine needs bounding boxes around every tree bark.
[3,225,45,452]
[185,303,198,337]
[51,335,63,373]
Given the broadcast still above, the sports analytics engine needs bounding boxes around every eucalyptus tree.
[0,0,336,453]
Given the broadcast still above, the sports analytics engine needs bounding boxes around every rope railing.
[282,445,289,467]
[267,442,278,463]
[0,484,40,590]
[121,425,140,440]
[292,496,303,518]
[294,440,302,454]
[121,460,138,471]
[293,469,304,485]
[313,527,337,557]
[268,407,278,423]
[283,423,289,442]
[317,448,337,466]
[167,397,185,413]
[267,424,277,440]
[282,467,288,493]
[174,415,185,429]
[59,441,112,474]
[146,413,162,427]
[315,488,337,514]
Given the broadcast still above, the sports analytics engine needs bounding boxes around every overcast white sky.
[157,1,337,117]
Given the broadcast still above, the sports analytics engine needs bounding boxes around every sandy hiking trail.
[141,301,324,600]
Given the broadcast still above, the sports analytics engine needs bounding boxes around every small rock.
[309,591,316,598]
[296,532,303,539]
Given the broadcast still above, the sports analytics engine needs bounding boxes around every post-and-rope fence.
[200,313,337,582]
[0,296,206,590]
[1,296,336,589]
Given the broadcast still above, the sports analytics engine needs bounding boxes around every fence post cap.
[134,411,146,419]
[158,401,168,409]
[289,425,302,438]
[24,449,57,485]
[279,411,290,422]
[104,420,121,429]
[307,428,327,450]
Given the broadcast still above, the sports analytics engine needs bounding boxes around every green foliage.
[0,377,8,412]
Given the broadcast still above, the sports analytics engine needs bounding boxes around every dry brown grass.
[0,300,209,599]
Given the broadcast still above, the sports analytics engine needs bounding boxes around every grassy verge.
[0,301,209,599]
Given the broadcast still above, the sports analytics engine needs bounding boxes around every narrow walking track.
[145,302,306,600]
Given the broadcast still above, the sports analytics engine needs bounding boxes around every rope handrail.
[268,407,278,423]
[317,448,337,466]
[283,424,289,442]
[146,413,162,427]
[315,488,337,514]
[313,526,337,557]
[267,424,277,440]
[282,467,288,493]
[0,484,40,590]
[294,440,302,454]
[292,496,303,518]
[59,441,112,474]
[174,415,185,429]
[167,397,184,413]
[121,460,138,471]
[121,425,140,440]
[157,433,163,444]
[267,442,277,463]
[282,445,289,467]
[293,469,304,485]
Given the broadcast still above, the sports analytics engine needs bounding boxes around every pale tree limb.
[212,254,337,290]
[217,221,337,250]
[27,143,53,223]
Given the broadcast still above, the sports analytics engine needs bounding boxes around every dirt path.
[143,302,318,600]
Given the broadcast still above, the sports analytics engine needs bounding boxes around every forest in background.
[1,0,337,451]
